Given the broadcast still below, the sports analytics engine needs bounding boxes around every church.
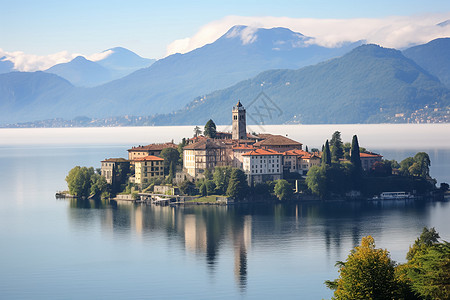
[182,101,315,185]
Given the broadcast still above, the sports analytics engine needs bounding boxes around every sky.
[1,0,450,71]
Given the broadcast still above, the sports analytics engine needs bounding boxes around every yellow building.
[134,155,164,184]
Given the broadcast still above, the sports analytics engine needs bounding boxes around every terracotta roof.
[134,155,164,162]
[101,158,129,163]
[232,144,254,150]
[253,134,302,147]
[283,149,309,156]
[183,139,225,150]
[242,149,282,156]
[360,152,383,158]
[128,142,177,152]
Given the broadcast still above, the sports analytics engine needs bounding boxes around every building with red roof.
[134,155,164,184]
[359,152,383,171]
[127,142,177,161]
[242,149,283,184]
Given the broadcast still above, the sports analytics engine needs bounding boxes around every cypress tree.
[204,119,217,138]
[330,131,344,162]
[305,145,309,152]
[350,135,362,171]
[322,140,332,166]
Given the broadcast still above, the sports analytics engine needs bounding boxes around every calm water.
[0,125,449,299]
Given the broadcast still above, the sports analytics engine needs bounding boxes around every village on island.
[62,101,446,204]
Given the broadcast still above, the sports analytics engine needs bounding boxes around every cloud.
[87,50,113,62]
[0,49,115,72]
[0,49,81,71]
[165,14,450,56]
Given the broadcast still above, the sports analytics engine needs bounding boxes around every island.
[61,101,448,203]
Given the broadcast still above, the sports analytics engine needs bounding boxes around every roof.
[253,134,302,147]
[242,148,282,156]
[134,155,164,162]
[283,149,309,156]
[101,158,129,163]
[232,144,254,150]
[128,142,177,152]
[183,139,224,150]
[360,152,383,158]
[236,100,242,107]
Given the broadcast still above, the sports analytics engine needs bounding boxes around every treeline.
[325,227,449,300]
[304,131,437,198]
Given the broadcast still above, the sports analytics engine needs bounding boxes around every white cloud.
[0,48,81,71]
[87,50,113,62]
[0,48,116,72]
[165,14,450,56]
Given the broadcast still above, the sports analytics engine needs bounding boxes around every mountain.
[95,47,155,78]
[403,38,450,87]
[0,72,76,123]
[0,56,14,74]
[45,56,113,87]
[152,44,450,125]
[45,48,155,87]
[64,26,360,117]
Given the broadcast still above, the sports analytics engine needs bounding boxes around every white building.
[242,149,283,185]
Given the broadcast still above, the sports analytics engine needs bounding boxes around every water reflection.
[67,199,436,291]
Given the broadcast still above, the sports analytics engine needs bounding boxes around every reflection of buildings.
[233,215,252,291]
[184,214,207,253]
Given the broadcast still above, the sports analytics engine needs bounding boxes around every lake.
[0,124,449,299]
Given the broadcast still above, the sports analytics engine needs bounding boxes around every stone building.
[101,158,130,184]
[183,139,231,178]
[232,101,247,140]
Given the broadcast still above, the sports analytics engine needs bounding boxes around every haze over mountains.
[0,25,449,126]
[45,47,155,87]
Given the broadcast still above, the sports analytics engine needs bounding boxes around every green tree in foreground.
[204,119,217,138]
[327,236,398,300]
[274,179,293,201]
[226,168,248,199]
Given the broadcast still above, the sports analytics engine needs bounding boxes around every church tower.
[232,100,247,140]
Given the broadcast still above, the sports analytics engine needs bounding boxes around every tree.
[406,242,450,299]
[328,236,398,300]
[167,162,174,183]
[193,126,202,137]
[322,140,331,166]
[406,227,440,261]
[66,166,102,198]
[401,227,450,300]
[274,179,293,201]
[350,135,362,171]
[213,166,232,194]
[305,165,327,197]
[330,131,344,162]
[199,182,207,196]
[179,179,196,195]
[205,180,216,195]
[305,145,309,152]
[412,152,431,178]
[177,138,187,164]
[204,119,217,138]
[160,147,179,174]
[226,168,248,199]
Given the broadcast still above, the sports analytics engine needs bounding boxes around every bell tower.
[232,100,246,140]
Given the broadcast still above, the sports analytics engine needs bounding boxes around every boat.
[371,191,415,200]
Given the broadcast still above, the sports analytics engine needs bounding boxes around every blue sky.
[1,0,450,63]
